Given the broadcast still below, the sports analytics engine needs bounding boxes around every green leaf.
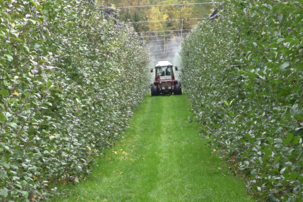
[290,39,300,46]
[293,62,303,71]
[30,0,42,10]
[279,61,290,71]
[23,45,30,53]
[268,194,276,202]
[295,9,303,22]
[283,133,293,145]
[224,100,229,107]
[294,128,303,137]
[293,136,301,144]
[0,113,6,122]
[277,38,285,44]
[0,188,8,198]
[0,12,11,20]
[262,148,272,156]
[12,37,24,43]
[15,24,25,29]
[46,80,52,88]
[274,156,280,163]
[0,159,10,169]
[4,54,13,61]
[295,14,303,23]
[22,191,29,198]
[294,114,303,121]
[229,111,234,117]
[280,167,286,174]
[29,19,37,25]
[7,122,17,129]
[289,172,298,181]
[0,90,9,96]
[28,72,34,78]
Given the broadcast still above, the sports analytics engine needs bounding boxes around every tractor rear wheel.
[174,82,182,95]
[151,84,158,96]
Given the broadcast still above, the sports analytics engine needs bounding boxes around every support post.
[181,18,184,38]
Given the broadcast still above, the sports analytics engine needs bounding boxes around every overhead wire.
[144,34,189,38]
[141,34,187,37]
[148,51,182,55]
[130,18,205,23]
[148,42,182,45]
[142,33,190,38]
[145,40,184,43]
[116,2,217,8]
[138,29,192,33]
[141,33,190,38]
[149,53,180,56]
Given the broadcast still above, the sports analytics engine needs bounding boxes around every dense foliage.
[181,0,303,201]
[0,0,149,201]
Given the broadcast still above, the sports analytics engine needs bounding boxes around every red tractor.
[150,61,182,96]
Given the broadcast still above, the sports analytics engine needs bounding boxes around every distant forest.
[97,0,213,33]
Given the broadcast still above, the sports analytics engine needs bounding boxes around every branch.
[291,0,303,9]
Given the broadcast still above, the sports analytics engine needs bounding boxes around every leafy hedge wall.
[0,0,149,201]
[181,0,303,201]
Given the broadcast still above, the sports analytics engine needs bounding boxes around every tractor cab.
[155,65,174,82]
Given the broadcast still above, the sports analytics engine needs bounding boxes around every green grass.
[49,95,253,202]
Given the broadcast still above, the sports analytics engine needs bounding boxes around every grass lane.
[49,95,253,202]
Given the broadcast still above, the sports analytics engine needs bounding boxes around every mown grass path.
[50,95,253,202]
